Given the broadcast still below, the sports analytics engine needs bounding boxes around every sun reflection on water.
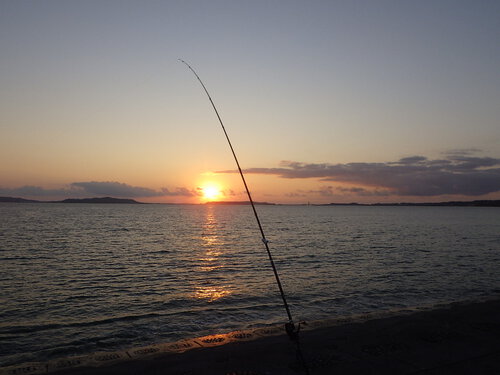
[194,285,231,302]
[193,206,232,302]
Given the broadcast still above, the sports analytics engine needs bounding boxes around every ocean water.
[0,203,499,366]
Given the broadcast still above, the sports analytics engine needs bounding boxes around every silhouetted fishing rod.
[179,59,299,337]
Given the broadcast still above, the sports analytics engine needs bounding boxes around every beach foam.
[2,297,499,375]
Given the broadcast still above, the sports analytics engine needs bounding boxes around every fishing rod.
[179,59,299,338]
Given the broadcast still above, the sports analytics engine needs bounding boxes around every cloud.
[286,186,335,197]
[71,181,164,197]
[1,182,198,199]
[285,191,307,198]
[71,182,201,198]
[307,186,336,197]
[221,189,237,197]
[0,185,74,197]
[395,156,427,165]
[287,186,391,198]
[217,154,500,197]
[336,186,391,196]
[160,187,198,197]
[442,148,482,157]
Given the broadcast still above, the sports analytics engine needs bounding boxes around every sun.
[201,184,222,201]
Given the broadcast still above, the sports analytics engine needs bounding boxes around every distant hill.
[0,196,143,204]
[0,196,40,203]
[58,197,143,204]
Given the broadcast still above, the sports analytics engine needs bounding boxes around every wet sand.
[3,298,499,375]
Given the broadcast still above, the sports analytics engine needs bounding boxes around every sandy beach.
[3,298,499,375]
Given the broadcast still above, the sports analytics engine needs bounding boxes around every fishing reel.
[285,320,306,341]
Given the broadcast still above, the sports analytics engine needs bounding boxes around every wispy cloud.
[218,153,500,197]
[442,148,483,157]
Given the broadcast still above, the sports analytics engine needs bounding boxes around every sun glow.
[200,184,222,201]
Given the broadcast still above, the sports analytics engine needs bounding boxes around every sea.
[1,203,499,367]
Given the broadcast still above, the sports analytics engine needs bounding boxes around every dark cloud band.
[218,154,500,197]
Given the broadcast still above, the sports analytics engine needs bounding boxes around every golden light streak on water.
[194,206,232,301]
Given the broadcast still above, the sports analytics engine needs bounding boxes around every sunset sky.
[1,1,499,204]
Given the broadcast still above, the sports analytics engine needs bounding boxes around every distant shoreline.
[1,196,499,207]
[204,200,275,205]
[317,199,500,207]
[0,197,143,204]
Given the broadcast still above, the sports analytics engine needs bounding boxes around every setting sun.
[200,184,221,201]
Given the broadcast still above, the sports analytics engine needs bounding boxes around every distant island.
[0,197,40,203]
[320,200,500,207]
[58,197,143,204]
[0,196,143,204]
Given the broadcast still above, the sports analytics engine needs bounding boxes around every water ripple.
[0,203,499,366]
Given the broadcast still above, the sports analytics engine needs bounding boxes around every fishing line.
[179,59,297,330]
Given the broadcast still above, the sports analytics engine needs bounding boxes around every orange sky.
[1,1,499,204]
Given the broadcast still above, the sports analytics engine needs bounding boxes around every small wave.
[106,228,131,232]
[0,312,162,335]
[0,256,33,261]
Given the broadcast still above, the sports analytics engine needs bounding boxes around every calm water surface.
[1,203,499,366]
